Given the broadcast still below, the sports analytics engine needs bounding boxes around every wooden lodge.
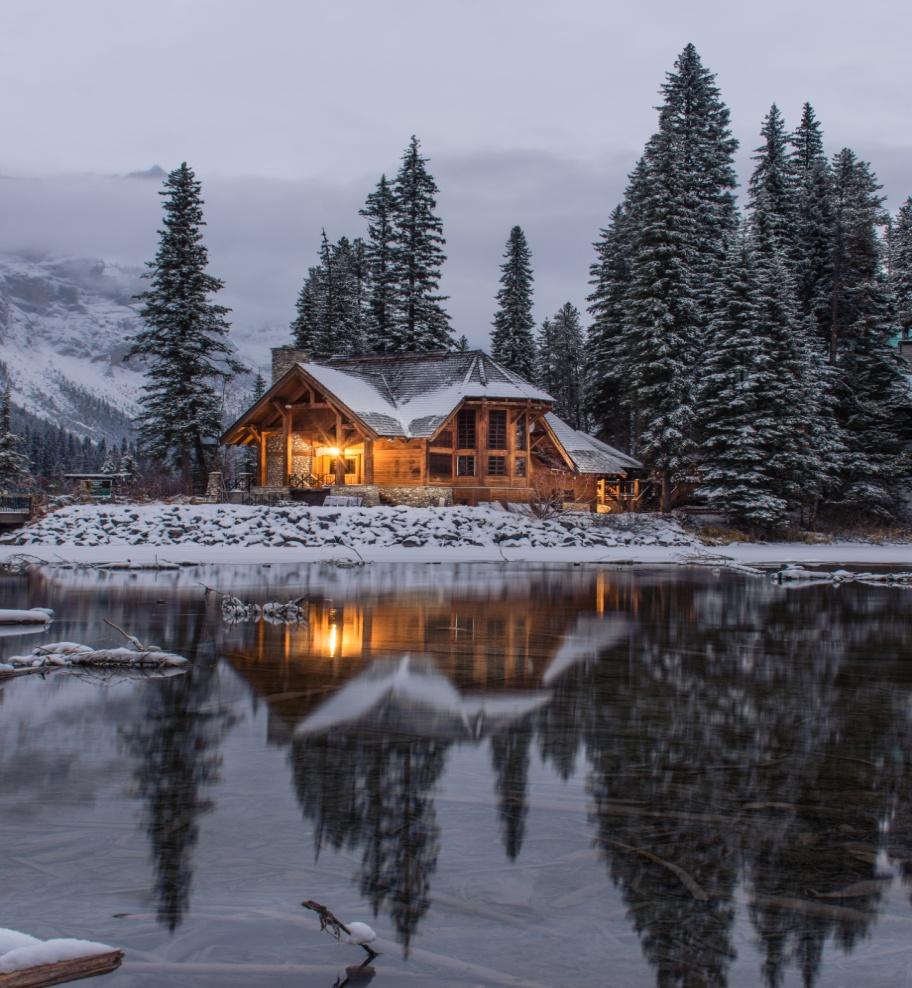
[220,347,643,509]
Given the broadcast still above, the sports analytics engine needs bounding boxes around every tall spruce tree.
[748,104,797,258]
[0,387,31,490]
[128,163,241,489]
[490,226,536,378]
[789,104,835,335]
[290,232,372,358]
[889,197,912,340]
[389,136,452,351]
[360,174,398,351]
[697,235,788,530]
[585,46,738,507]
[826,149,910,515]
[587,190,639,452]
[623,125,701,510]
[539,303,586,429]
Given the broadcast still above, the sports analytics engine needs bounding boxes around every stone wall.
[330,484,381,507]
[379,485,453,508]
[330,484,453,507]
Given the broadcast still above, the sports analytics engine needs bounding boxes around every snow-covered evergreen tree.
[389,136,452,351]
[0,387,31,490]
[359,174,398,351]
[128,162,241,489]
[622,126,702,510]
[697,235,788,530]
[826,149,911,515]
[889,197,912,340]
[490,226,536,379]
[585,46,738,504]
[748,104,797,259]
[657,43,739,315]
[539,303,585,429]
[789,104,835,336]
[586,188,639,452]
[290,232,372,358]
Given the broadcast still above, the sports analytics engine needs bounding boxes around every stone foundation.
[330,484,452,507]
[379,485,454,507]
[330,484,381,507]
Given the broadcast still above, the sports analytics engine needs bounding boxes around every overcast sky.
[2,0,910,352]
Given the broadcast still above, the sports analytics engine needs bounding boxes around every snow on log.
[0,609,53,626]
[0,929,122,986]
[3,642,188,672]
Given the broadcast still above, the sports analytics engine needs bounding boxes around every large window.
[428,452,453,481]
[488,410,507,449]
[435,429,453,449]
[457,409,476,448]
[515,414,526,449]
[487,455,507,476]
[456,454,476,477]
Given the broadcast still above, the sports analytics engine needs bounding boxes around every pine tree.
[657,43,739,311]
[585,46,738,504]
[454,334,470,352]
[586,188,639,452]
[389,136,452,351]
[359,174,398,350]
[826,149,910,516]
[748,104,797,259]
[889,197,912,340]
[128,163,241,489]
[789,104,835,335]
[290,233,373,359]
[622,126,701,510]
[0,387,31,490]
[490,226,536,378]
[540,304,585,429]
[697,235,788,530]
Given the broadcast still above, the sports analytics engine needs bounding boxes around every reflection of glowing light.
[328,621,338,658]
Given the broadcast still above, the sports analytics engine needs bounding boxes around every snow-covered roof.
[301,351,553,438]
[544,413,642,475]
[295,655,551,741]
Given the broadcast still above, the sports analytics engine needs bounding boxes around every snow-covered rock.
[6,503,696,552]
[0,607,53,625]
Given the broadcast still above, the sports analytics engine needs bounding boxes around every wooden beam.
[363,436,374,484]
[282,408,291,485]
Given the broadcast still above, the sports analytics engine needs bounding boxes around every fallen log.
[0,950,123,987]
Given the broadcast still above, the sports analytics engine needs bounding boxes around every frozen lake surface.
[2,562,911,987]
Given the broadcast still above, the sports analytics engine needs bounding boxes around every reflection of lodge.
[222,571,627,741]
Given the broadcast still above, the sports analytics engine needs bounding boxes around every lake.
[1,562,911,987]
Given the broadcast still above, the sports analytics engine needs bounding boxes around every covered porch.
[222,368,376,492]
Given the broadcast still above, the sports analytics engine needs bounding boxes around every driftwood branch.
[301,899,351,937]
[102,619,146,651]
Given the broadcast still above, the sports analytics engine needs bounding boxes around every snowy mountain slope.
[0,251,280,442]
[0,252,146,440]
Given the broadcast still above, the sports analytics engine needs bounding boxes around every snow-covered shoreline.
[1,503,911,567]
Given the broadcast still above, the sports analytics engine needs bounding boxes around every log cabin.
[220,347,643,509]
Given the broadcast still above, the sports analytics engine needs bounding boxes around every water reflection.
[5,563,912,985]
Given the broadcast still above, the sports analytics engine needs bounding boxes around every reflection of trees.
[490,720,533,861]
[571,579,912,988]
[120,601,237,931]
[270,571,912,983]
[291,731,446,954]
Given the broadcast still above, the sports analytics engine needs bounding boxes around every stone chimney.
[271,346,309,382]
